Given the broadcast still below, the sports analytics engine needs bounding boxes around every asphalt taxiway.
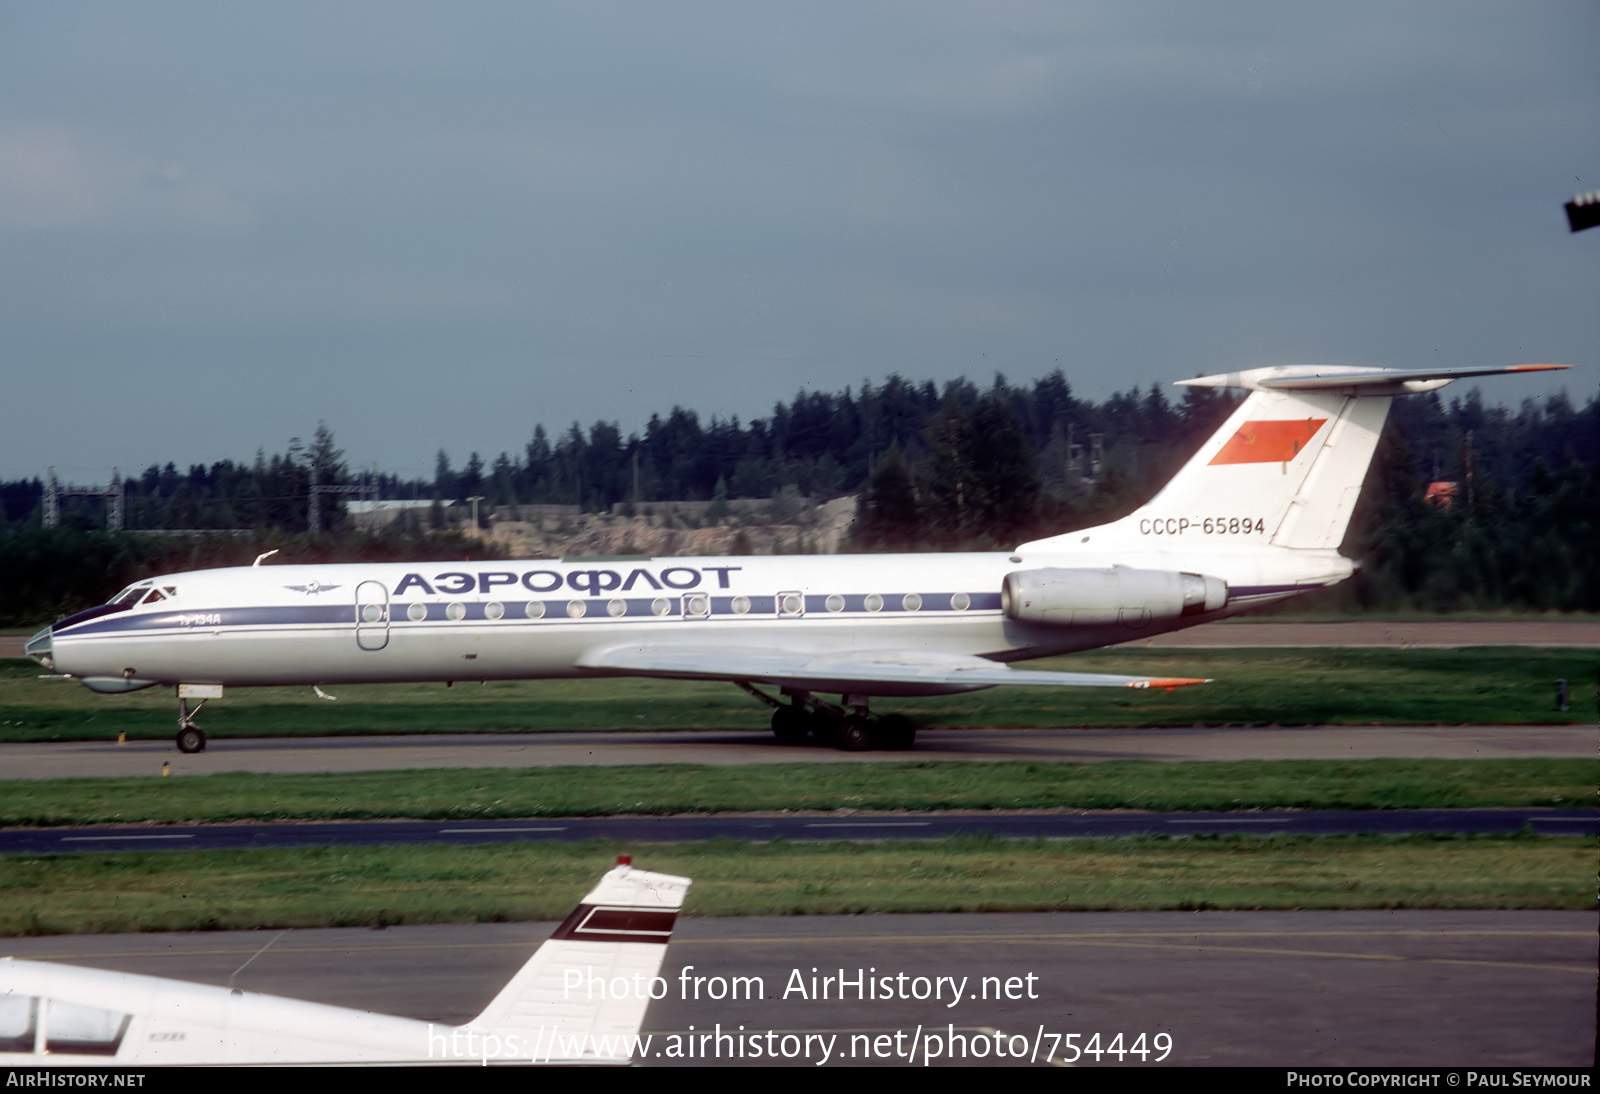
[1,723,1592,779]
[3,910,1592,1066]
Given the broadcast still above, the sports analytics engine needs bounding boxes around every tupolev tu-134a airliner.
[24,364,1565,753]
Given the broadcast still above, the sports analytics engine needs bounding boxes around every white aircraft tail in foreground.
[24,363,1565,752]
[0,857,688,1065]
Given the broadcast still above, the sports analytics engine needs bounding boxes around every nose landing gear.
[175,695,208,753]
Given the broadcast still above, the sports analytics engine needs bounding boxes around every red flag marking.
[1209,418,1327,465]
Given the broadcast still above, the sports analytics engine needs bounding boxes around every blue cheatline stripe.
[56,592,1009,637]
[66,605,349,637]
[56,585,1306,640]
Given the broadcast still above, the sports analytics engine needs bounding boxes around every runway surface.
[1,723,1590,779]
[5,809,1595,855]
[7,808,1595,855]
[4,910,1592,1066]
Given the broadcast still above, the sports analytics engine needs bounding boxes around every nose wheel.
[176,697,208,753]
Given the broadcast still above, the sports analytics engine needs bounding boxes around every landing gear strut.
[735,683,916,751]
[176,697,207,754]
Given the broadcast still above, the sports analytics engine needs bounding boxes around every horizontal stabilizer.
[1178,363,1567,395]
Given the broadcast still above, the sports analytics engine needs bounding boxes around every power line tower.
[43,469,58,528]
[307,466,373,534]
[43,469,124,530]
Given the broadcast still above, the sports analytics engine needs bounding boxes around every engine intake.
[1001,567,1228,628]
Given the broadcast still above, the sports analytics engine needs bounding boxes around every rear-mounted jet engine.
[1001,568,1228,628]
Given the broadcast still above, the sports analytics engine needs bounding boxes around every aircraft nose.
[24,625,53,671]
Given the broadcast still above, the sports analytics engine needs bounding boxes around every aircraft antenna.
[227,929,288,991]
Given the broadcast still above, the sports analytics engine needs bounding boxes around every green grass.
[5,644,1589,937]
[1,759,1592,826]
[1,835,1586,934]
[1,647,1591,743]
[1234,608,1600,623]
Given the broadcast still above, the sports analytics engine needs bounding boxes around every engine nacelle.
[1001,567,1228,628]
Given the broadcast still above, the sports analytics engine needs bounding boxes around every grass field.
[1,758,1592,826]
[4,645,1591,934]
[1,835,1588,934]
[1,647,1590,744]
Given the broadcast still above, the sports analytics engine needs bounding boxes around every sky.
[2,2,1596,484]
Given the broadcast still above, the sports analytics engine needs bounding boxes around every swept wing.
[575,642,1207,695]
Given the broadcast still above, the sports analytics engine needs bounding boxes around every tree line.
[2,371,1594,623]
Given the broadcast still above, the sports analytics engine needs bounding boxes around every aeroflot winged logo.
[285,581,342,595]
[1209,418,1327,465]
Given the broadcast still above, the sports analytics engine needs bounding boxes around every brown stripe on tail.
[551,903,679,945]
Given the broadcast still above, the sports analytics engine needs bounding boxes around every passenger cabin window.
[0,995,37,1052]
[45,999,130,1056]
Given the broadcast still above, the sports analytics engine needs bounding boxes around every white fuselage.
[41,544,1349,694]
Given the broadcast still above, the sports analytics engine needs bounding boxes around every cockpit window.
[141,589,167,605]
[110,584,151,607]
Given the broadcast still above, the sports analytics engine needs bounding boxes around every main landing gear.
[734,683,916,752]
[175,696,207,753]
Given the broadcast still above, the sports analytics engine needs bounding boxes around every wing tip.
[1125,676,1211,691]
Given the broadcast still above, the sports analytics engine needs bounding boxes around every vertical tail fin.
[467,856,690,1063]
[1132,382,1389,551]
[1019,364,1566,555]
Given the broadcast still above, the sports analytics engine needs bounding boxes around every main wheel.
[877,713,916,751]
[176,727,206,753]
[771,707,809,745]
[836,715,875,752]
